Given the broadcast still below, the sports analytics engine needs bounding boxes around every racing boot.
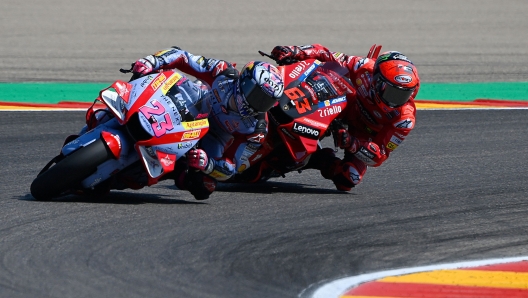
[174,167,217,200]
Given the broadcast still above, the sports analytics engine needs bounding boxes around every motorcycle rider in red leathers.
[270,44,420,191]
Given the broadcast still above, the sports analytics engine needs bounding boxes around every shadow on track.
[16,191,206,205]
[214,180,354,195]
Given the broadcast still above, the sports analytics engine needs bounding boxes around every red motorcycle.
[226,52,355,183]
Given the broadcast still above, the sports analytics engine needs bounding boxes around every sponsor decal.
[355,152,372,165]
[394,132,406,139]
[373,110,382,119]
[300,118,327,130]
[156,151,176,173]
[248,132,265,144]
[394,75,412,84]
[160,154,174,167]
[360,147,375,159]
[318,105,342,118]
[358,85,368,97]
[394,119,414,129]
[181,130,201,141]
[386,141,398,150]
[263,76,284,96]
[393,53,411,62]
[289,60,310,79]
[204,58,216,70]
[353,58,369,72]
[390,135,403,145]
[299,60,321,82]
[214,61,226,77]
[115,81,131,103]
[349,171,361,184]
[356,78,363,86]
[331,96,346,104]
[161,72,183,94]
[292,122,320,139]
[403,65,414,73]
[151,73,167,91]
[177,142,193,149]
[182,119,209,130]
[240,144,258,161]
[140,75,154,88]
[333,52,344,60]
[354,147,377,166]
[301,82,318,103]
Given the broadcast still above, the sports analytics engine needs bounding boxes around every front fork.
[62,118,139,189]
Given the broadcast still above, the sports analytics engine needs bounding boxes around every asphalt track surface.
[2,1,528,297]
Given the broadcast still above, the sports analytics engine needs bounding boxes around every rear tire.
[30,138,113,201]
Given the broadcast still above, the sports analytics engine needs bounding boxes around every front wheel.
[30,138,114,201]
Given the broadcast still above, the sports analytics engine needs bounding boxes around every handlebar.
[119,63,142,82]
[258,50,298,66]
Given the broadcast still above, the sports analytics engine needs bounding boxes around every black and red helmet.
[372,51,419,109]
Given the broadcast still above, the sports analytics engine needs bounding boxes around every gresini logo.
[292,122,320,139]
[160,154,174,167]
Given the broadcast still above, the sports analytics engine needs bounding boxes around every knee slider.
[209,158,236,181]
[332,161,363,189]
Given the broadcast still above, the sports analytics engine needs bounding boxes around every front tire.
[30,138,114,201]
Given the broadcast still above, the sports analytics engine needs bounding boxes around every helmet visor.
[376,81,414,108]
[240,76,277,113]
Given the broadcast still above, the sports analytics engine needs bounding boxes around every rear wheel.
[30,138,113,201]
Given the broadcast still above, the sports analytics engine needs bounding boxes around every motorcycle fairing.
[134,124,209,184]
[60,118,140,189]
[98,71,183,125]
[94,71,211,184]
[272,60,352,162]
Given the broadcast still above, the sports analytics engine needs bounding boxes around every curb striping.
[303,256,528,298]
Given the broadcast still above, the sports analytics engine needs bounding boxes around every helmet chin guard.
[373,52,419,109]
[237,61,284,116]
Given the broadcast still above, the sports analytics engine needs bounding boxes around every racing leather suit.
[142,47,269,198]
[275,44,418,191]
